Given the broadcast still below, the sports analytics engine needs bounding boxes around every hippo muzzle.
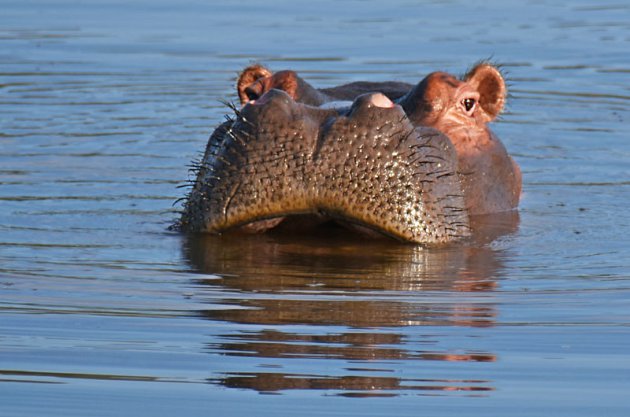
[179,89,470,244]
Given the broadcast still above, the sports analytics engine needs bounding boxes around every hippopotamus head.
[236,63,522,215]
[179,89,469,244]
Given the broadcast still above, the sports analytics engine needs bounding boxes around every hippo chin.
[179,90,469,244]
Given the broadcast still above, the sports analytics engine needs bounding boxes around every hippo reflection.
[211,372,494,396]
[184,214,518,394]
[177,63,520,244]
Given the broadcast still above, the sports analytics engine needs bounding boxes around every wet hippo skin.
[179,90,469,244]
[237,63,522,215]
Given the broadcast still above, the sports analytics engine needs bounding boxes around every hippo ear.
[464,63,506,122]
[270,70,301,100]
[237,64,272,105]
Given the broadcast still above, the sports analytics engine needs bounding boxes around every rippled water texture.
[1,1,630,416]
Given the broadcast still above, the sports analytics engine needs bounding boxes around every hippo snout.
[178,88,470,245]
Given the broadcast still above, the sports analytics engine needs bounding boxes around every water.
[1,0,630,416]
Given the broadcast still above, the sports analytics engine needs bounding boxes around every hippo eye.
[462,98,476,113]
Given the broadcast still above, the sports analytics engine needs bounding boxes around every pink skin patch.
[368,93,394,108]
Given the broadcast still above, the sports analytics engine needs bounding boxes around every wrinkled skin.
[180,90,469,244]
[237,63,521,214]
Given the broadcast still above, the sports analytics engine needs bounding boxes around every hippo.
[178,90,469,244]
[236,63,521,215]
[176,63,521,244]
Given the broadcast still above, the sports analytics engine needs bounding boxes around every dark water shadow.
[181,211,519,396]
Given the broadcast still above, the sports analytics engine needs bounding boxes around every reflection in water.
[210,329,496,361]
[209,372,493,398]
[183,212,518,395]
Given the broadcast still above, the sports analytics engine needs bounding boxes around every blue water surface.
[1,1,630,416]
